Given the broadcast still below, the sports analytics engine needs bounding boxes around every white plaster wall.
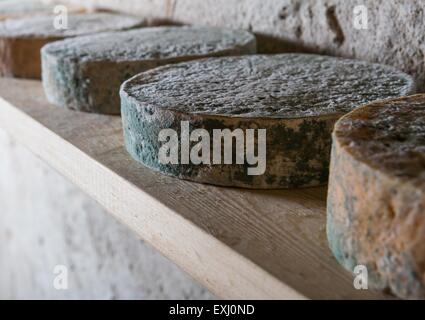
[0,129,214,299]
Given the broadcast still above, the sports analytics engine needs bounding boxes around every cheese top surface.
[334,95,425,183]
[42,26,256,62]
[122,54,416,118]
[0,13,145,38]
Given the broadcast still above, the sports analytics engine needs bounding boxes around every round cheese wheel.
[120,54,416,189]
[327,94,425,299]
[0,13,146,78]
[41,26,257,114]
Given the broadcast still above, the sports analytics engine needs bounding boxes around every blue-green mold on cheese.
[42,26,257,114]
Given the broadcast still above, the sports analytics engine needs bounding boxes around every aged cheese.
[41,26,256,114]
[120,54,416,189]
[327,94,425,299]
[0,13,146,78]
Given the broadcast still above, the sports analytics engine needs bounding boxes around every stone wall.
[67,0,425,90]
[0,129,213,299]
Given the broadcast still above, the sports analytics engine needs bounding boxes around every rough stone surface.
[0,129,214,299]
[66,0,425,91]
[0,0,76,20]
[0,13,147,79]
[120,54,415,189]
[327,95,425,300]
[41,26,256,114]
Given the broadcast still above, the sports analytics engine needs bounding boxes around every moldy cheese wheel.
[327,94,425,299]
[41,26,256,114]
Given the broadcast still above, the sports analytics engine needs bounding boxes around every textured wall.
[0,129,214,299]
[67,0,425,90]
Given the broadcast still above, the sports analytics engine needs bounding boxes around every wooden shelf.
[0,78,390,299]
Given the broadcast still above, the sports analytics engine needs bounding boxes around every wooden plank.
[0,78,391,299]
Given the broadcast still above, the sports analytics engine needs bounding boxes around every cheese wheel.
[41,26,256,114]
[0,13,146,78]
[120,54,416,189]
[327,94,425,299]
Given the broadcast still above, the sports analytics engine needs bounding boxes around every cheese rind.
[121,54,416,188]
[327,95,425,299]
[41,26,256,114]
[0,13,146,78]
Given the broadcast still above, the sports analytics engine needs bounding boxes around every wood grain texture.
[0,78,391,299]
